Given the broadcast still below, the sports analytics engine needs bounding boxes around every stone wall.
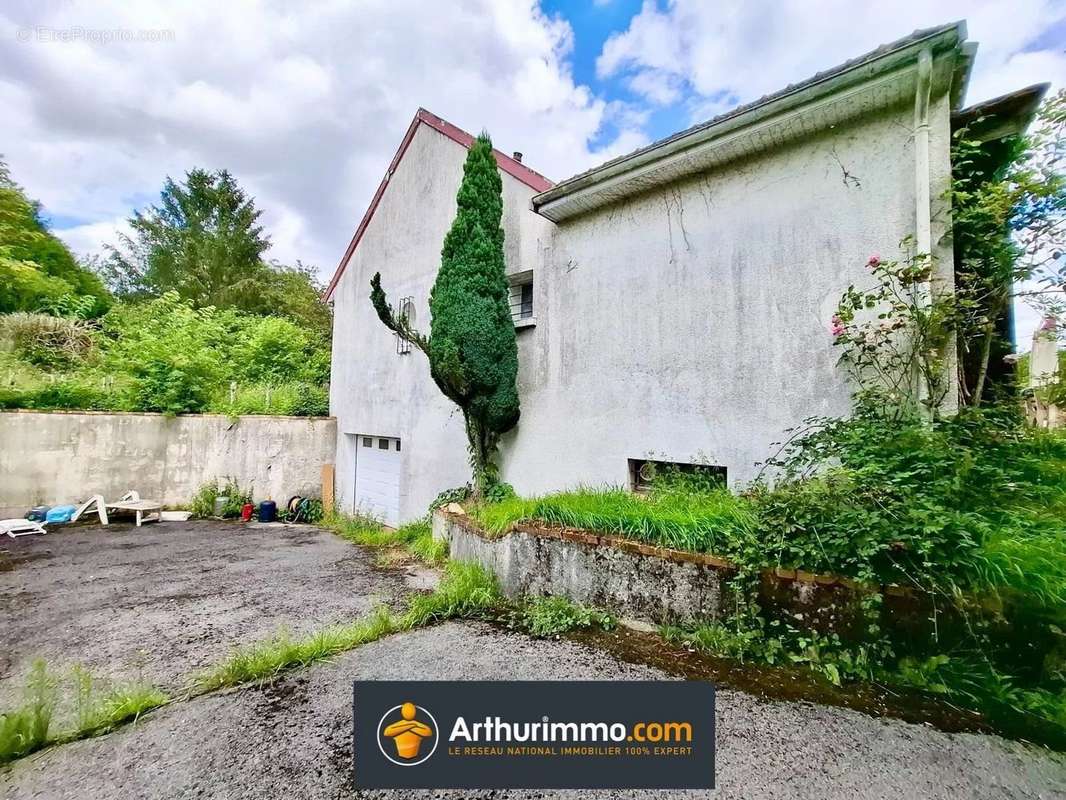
[0,410,336,516]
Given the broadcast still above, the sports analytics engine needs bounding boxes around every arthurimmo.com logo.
[376,701,439,766]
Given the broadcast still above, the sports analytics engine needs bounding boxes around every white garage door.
[354,435,402,527]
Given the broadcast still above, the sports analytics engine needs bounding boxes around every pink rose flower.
[830,314,845,336]
[867,254,881,267]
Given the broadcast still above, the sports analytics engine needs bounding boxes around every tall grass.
[0,661,168,764]
[471,484,756,554]
[400,560,500,628]
[196,561,500,691]
[323,513,447,565]
[66,665,169,738]
[196,606,397,691]
[0,660,57,763]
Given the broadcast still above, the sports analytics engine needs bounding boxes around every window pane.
[362,437,372,447]
[395,440,402,452]
[520,282,533,319]
[378,438,389,449]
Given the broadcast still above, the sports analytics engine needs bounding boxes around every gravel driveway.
[2,622,1065,800]
[1,522,1064,799]
[0,520,420,701]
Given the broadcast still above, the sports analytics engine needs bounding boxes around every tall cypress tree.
[371,133,519,495]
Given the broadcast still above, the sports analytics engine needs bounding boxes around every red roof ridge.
[323,108,552,300]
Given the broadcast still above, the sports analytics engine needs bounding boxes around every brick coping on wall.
[0,409,335,421]
[440,510,911,597]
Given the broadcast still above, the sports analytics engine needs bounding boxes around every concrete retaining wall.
[432,511,936,635]
[433,511,736,624]
[0,410,336,515]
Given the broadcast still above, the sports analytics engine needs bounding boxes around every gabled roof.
[323,108,552,300]
[533,21,970,222]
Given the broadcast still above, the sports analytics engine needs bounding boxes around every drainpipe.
[913,48,933,257]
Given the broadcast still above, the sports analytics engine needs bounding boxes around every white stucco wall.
[499,96,955,496]
[331,90,955,523]
[0,411,336,516]
[329,123,554,522]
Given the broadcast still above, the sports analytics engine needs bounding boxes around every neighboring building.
[326,21,1045,526]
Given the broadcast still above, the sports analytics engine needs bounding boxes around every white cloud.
[627,69,683,105]
[0,0,636,279]
[598,1,1066,112]
[597,0,1066,347]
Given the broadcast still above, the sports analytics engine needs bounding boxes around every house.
[326,21,1045,526]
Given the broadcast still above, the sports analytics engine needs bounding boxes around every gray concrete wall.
[0,410,336,515]
[433,511,730,624]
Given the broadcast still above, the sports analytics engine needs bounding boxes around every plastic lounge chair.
[1,519,47,538]
[105,491,162,527]
[71,495,109,525]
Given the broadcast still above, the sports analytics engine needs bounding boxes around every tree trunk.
[971,322,995,407]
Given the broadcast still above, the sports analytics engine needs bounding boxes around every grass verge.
[469,485,756,554]
[0,660,168,764]
[323,513,447,565]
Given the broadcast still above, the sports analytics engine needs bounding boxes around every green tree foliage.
[102,168,270,306]
[0,159,110,317]
[951,89,1066,405]
[370,134,519,494]
[101,169,332,344]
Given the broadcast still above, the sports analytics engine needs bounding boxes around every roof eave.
[533,23,966,222]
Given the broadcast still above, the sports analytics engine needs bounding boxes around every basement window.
[628,459,727,494]
[508,270,535,329]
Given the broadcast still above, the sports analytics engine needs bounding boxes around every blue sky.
[2,0,1064,342]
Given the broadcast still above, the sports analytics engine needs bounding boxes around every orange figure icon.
[383,702,434,759]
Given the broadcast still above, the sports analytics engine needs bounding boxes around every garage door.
[354,435,402,527]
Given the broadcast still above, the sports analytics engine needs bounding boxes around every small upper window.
[508,270,534,327]
[395,440,401,452]
[378,438,390,450]
[362,437,372,448]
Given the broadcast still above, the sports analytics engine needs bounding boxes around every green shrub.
[518,596,615,638]
[190,477,251,519]
[0,312,95,368]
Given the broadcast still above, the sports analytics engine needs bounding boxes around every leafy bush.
[0,312,95,368]
[518,596,615,638]
[0,292,330,416]
[190,477,252,519]
[754,399,1066,600]
[431,485,471,510]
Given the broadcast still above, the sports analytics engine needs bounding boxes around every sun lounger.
[1,519,47,538]
[71,495,108,525]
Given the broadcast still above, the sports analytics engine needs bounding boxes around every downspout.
[913,48,933,257]
[912,47,957,413]
[912,48,935,413]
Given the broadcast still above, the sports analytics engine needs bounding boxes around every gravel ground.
[0,520,422,702]
[2,621,1065,800]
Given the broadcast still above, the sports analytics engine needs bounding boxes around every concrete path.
[2,622,1064,800]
